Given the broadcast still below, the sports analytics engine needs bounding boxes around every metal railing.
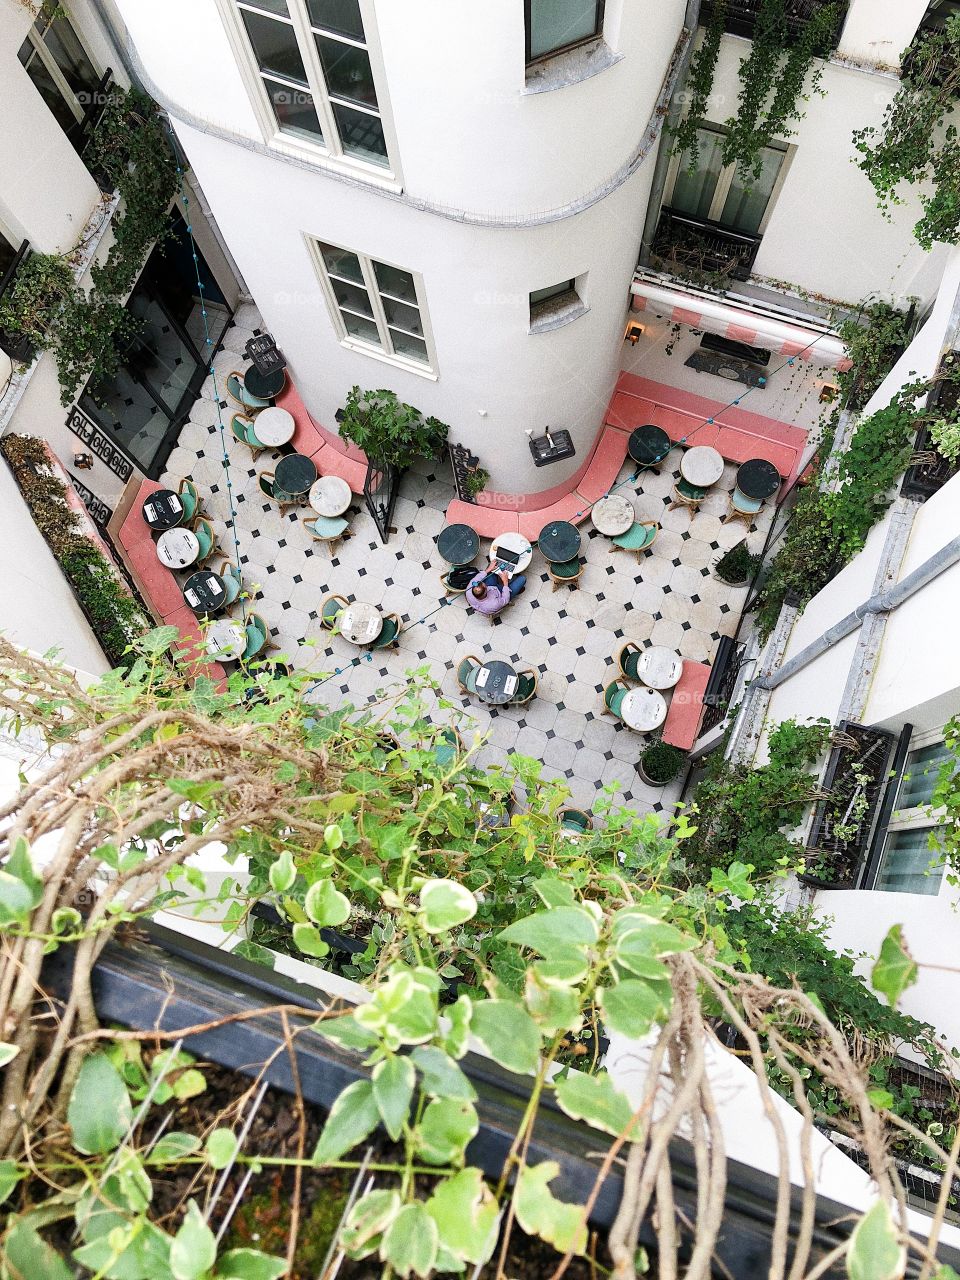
[651,207,763,283]
[0,240,34,363]
[700,0,847,44]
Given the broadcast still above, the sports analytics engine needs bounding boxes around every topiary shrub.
[714,541,761,585]
[638,739,687,785]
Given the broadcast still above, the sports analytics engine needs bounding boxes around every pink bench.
[573,427,628,504]
[447,499,519,538]
[662,661,711,751]
[517,493,587,541]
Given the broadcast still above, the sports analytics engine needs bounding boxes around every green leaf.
[292,922,329,958]
[418,879,477,934]
[218,1247,289,1279]
[498,907,598,956]
[147,1132,201,1165]
[67,1053,132,1154]
[313,1080,380,1165]
[470,1000,541,1076]
[554,1071,636,1138]
[72,1221,173,1280]
[533,876,578,909]
[170,1200,216,1280]
[425,1168,499,1266]
[0,1041,20,1067]
[415,1098,479,1166]
[141,624,182,655]
[710,861,757,902]
[304,878,350,928]
[7,835,43,907]
[172,1068,206,1100]
[0,870,36,926]
[872,925,917,1008]
[0,1158,24,1204]
[112,1149,152,1213]
[846,1200,905,1280]
[324,823,344,849]
[341,1188,401,1257]
[6,1221,74,1280]
[372,1055,415,1141]
[318,1012,380,1052]
[514,1161,587,1257]
[442,995,473,1060]
[524,970,582,1035]
[355,967,439,1048]
[268,850,296,894]
[614,917,696,959]
[600,980,671,1039]
[52,906,82,934]
[533,954,590,986]
[867,1088,895,1110]
[205,1128,239,1170]
[381,1202,439,1279]
[410,1046,477,1101]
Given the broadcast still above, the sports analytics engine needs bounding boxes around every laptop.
[495,546,520,571]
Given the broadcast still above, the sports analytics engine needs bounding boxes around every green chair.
[457,654,482,693]
[559,807,592,834]
[668,479,708,512]
[602,679,629,719]
[230,412,266,458]
[433,727,463,768]
[723,488,764,528]
[320,593,348,631]
[177,479,202,523]
[217,560,243,606]
[192,517,217,567]
[617,641,643,681]
[227,371,271,414]
[258,472,299,512]
[611,521,659,561]
[371,613,402,649]
[242,613,270,662]
[512,670,538,704]
[547,556,585,591]
[302,514,350,555]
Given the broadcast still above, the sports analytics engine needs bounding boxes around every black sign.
[67,408,133,482]
[245,333,286,376]
[449,442,481,503]
[529,429,575,468]
[68,473,112,528]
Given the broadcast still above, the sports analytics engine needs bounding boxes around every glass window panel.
[374,262,417,303]
[528,0,601,59]
[240,9,308,83]
[239,0,290,15]
[389,330,429,363]
[265,79,324,142]
[315,36,377,107]
[331,278,373,316]
[671,128,727,220]
[875,828,945,895]
[719,144,786,234]
[20,49,81,131]
[341,311,381,344]
[530,281,575,306]
[0,233,17,284]
[381,297,422,335]
[45,16,100,101]
[319,243,364,283]
[333,103,387,165]
[898,741,954,810]
[306,0,365,40]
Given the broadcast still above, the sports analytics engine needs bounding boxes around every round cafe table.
[142,488,184,530]
[206,619,247,661]
[736,457,781,501]
[244,365,285,400]
[310,474,352,517]
[474,660,519,706]
[628,424,672,468]
[275,452,318,496]
[538,520,581,563]
[490,531,533,575]
[251,405,295,447]
[591,494,634,536]
[437,523,480,566]
[183,570,226,615]
[636,646,683,690]
[156,527,200,569]
[338,601,383,646]
[680,446,724,487]
[620,686,668,733]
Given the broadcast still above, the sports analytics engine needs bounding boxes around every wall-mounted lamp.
[73,452,94,470]
[625,321,645,345]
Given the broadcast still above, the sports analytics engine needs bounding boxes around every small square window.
[529,279,586,331]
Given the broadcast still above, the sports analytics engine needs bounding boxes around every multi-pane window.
[872,734,950,895]
[232,0,388,167]
[668,124,789,236]
[525,0,605,63]
[315,242,431,367]
[18,7,101,152]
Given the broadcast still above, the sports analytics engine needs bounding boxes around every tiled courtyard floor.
[162,306,773,817]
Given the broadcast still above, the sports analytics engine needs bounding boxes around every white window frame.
[216,0,401,187]
[872,726,949,895]
[308,238,438,380]
[18,7,102,130]
[663,122,793,235]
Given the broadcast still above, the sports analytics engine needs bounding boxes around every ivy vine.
[672,0,727,165]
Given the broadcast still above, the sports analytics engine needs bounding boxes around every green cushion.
[732,489,763,513]
[677,479,708,500]
[457,658,479,690]
[309,515,349,538]
[179,490,197,521]
[372,617,400,649]
[514,674,536,701]
[606,685,628,715]
[561,811,590,832]
[195,525,213,558]
[620,648,641,679]
[242,623,266,661]
[221,571,241,604]
[551,557,582,579]
[613,522,656,551]
[322,597,344,624]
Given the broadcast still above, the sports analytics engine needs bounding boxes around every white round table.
[156,528,200,569]
[620,686,668,733]
[490,531,533,575]
[680,446,724,487]
[339,601,383,645]
[637,646,683,690]
[206,619,247,661]
[591,494,635,536]
[251,406,295,447]
[310,475,352,517]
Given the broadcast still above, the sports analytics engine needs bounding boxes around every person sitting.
[467,562,526,616]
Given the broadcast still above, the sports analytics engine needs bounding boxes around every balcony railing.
[73,69,116,191]
[700,636,747,736]
[650,207,762,284]
[700,0,847,45]
[0,240,35,364]
[902,351,960,500]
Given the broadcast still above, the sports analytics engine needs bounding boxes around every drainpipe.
[753,532,960,692]
[639,0,704,263]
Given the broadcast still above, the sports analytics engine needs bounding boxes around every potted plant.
[714,541,761,586]
[462,466,489,503]
[638,738,687,787]
[336,385,449,471]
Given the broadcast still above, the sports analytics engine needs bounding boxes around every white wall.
[837,0,928,68]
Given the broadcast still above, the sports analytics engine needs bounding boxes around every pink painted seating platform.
[661,660,711,751]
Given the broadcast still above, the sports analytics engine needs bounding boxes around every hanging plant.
[672,0,727,166]
[853,16,960,250]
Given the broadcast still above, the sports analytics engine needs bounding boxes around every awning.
[631,277,851,370]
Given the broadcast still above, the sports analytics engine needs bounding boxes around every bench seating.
[517,493,587,541]
[662,660,711,751]
[573,426,628,504]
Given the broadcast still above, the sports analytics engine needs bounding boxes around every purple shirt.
[468,570,510,615]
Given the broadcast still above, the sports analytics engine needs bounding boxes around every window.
[667,124,789,235]
[872,732,950,895]
[18,7,101,152]
[525,0,605,63]
[529,279,587,331]
[314,241,432,368]
[232,0,388,167]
